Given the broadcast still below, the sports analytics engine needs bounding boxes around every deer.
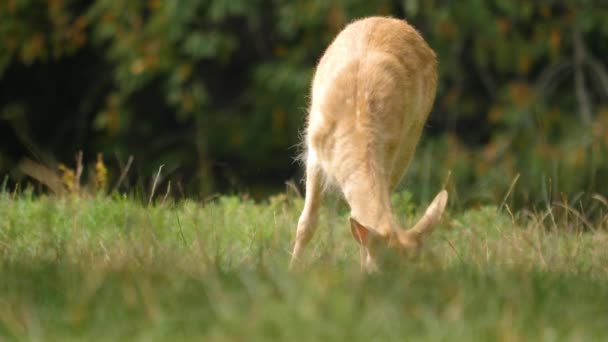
[290,17,448,272]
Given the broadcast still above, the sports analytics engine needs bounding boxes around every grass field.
[1,190,607,341]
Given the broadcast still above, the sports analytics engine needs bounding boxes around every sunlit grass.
[0,190,607,340]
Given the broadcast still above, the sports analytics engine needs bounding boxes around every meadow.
[2,2,608,341]
[1,186,607,341]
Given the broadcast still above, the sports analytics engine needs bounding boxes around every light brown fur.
[291,17,448,272]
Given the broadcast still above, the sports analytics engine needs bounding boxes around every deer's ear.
[350,218,370,245]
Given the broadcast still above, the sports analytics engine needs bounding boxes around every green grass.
[1,190,607,341]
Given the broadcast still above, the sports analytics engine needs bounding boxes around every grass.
[1,189,607,341]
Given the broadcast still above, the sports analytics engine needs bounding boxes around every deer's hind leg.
[290,157,324,268]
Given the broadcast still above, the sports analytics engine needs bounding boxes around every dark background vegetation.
[1,0,607,207]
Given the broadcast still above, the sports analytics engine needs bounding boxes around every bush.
[1,0,607,207]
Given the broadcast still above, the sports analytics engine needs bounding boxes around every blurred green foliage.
[0,0,607,206]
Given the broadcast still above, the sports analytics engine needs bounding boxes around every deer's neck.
[341,168,397,237]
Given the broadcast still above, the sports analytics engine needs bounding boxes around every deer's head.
[350,190,448,272]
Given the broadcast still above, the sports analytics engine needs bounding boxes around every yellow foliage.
[177,63,193,82]
[327,5,346,32]
[181,92,194,112]
[58,163,76,193]
[540,5,551,18]
[488,105,503,123]
[54,153,108,195]
[6,0,17,12]
[144,54,159,69]
[549,27,561,57]
[594,107,608,144]
[73,15,88,30]
[518,54,531,75]
[130,58,146,74]
[95,153,108,192]
[105,95,121,135]
[508,82,533,108]
[482,142,498,161]
[149,0,162,10]
[22,33,45,64]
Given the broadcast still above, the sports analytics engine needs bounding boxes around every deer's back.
[306,17,437,187]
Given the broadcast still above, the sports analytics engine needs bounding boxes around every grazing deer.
[290,17,448,272]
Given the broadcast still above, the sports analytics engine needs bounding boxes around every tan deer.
[290,17,448,272]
